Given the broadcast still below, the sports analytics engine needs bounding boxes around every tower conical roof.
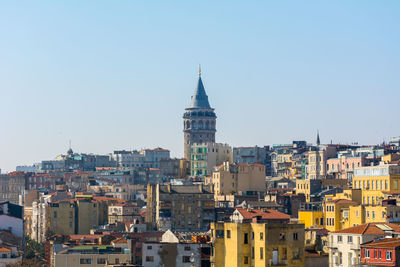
[189,76,211,109]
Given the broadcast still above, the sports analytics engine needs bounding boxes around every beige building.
[0,173,25,204]
[54,244,131,267]
[146,184,214,231]
[209,162,265,195]
[48,195,123,235]
[307,146,336,179]
[108,203,141,224]
[190,143,232,176]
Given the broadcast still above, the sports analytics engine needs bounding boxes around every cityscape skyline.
[1,1,400,172]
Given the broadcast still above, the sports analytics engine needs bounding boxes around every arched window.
[205,121,209,129]
[199,121,203,129]
[186,121,190,129]
[192,121,197,129]
[211,121,215,129]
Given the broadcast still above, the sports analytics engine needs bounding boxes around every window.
[115,258,119,264]
[365,249,370,258]
[337,236,342,243]
[252,247,254,259]
[375,249,377,259]
[356,210,359,217]
[386,251,392,260]
[244,256,249,264]
[347,236,353,243]
[260,247,264,259]
[182,256,191,262]
[372,211,375,219]
[279,233,286,240]
[184,246,191,251]
[146,256,154,262]
[216,230,224,238]
[293,233,298,240]
[379,250,381,259]
[251,232,254,240]
[80,258,91,264]
[339,252,342,265]
[244,233,248,244]
[260,232,263,240]
[227,230,231,238]
[147,245,152,250]
[54,211,57,218]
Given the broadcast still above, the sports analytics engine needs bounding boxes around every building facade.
[146,184,215,231]
[353,164,400,205]
[190,143,232,177]
[211,220,305,267]
[210,162,266,195]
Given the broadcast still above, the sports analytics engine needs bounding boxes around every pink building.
[326,156,366,180]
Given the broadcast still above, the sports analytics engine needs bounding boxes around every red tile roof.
[112,238,128,244]
[236,208,290,220]
[334,223,400,235]
[0,247,11,252]
[362,238,400,248]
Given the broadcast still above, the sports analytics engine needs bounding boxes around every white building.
[31,194,52,243]
[142,230,210,267]
[328,223,400,267]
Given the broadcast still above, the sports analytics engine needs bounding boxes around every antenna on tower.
[198,64,201,77]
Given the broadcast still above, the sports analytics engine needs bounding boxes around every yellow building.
[353,164,400,205]
[210,162,266,195]
[295,179,322,202]
[211,209,304,267]
[323,199,358,232]
[325,189,362,203]
[323,194,400,231]
[382,153,400,164]
[298,211,324,229]
[211,222,305,267]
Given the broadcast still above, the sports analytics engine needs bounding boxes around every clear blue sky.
[1,1,399,172]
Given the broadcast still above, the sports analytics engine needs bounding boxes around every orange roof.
[362,238,400,248]
[112,238,128,244]
[0,247,11,252]
[69,234,104,240]
[334,223,400,235]
[236,208,290,220]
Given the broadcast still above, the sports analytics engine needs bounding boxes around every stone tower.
[183,69,216,160]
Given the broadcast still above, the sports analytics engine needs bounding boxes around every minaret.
[183,68,216,160]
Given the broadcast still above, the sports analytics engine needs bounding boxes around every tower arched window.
[211,121,215,129]
[199,121,203,129]
[186,121,190,129]
[205,121,209,129]
[192,121,197,129]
